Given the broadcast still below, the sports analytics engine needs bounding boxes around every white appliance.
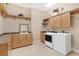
[45,33,57,48]
[45,32,71,55]
[45,33,53,48]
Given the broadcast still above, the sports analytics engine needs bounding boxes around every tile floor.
[9,40,79,56]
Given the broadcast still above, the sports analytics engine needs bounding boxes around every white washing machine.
[53,33,71,55]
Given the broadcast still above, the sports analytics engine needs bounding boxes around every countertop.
[0,32,32,44]
[45,32,71,35]
[0,34,11,44]
[41,31,47,33]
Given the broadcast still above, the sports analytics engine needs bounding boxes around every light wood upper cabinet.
[61,12,70,27]
[54,15,61,28]
[0,3,31,20]
[0,3,8,15]
[48,17,55,27]
[48,12,71,28]
[48,15,61,28]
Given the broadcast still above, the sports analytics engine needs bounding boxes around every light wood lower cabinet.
[0,43,8,56]
[12,34,33,49]
[8,37,12,55]
[25,34,33,45]
[0,35,12,56]
[12,34,19,48]
[19,34,26,47]
[8,38,12,50]
[40,32,45,43]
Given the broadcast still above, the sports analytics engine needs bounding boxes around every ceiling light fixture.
[45,3,55,7]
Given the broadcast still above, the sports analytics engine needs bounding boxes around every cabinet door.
[0,4,8,15]
[48,17,55,27]
[61,12,70,27]
[8,35,12,55]
[40,32,45,43]
[0,43,8,56]
[12,34,19,48]
[25,34,33,45]
[19,34,26,47]
[8,35,12,50]
[54,15,61,27]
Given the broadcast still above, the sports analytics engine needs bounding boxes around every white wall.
[31,9,46,41]
[48,3,79,17]
[3,17,31,33]
[5,4,31,18]
[0,12,4,34]
[2,4,31,33]
[0,12,11,43]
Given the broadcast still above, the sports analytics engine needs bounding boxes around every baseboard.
[72,48,79,53]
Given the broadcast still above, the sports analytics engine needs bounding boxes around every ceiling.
[12,3,55,11]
